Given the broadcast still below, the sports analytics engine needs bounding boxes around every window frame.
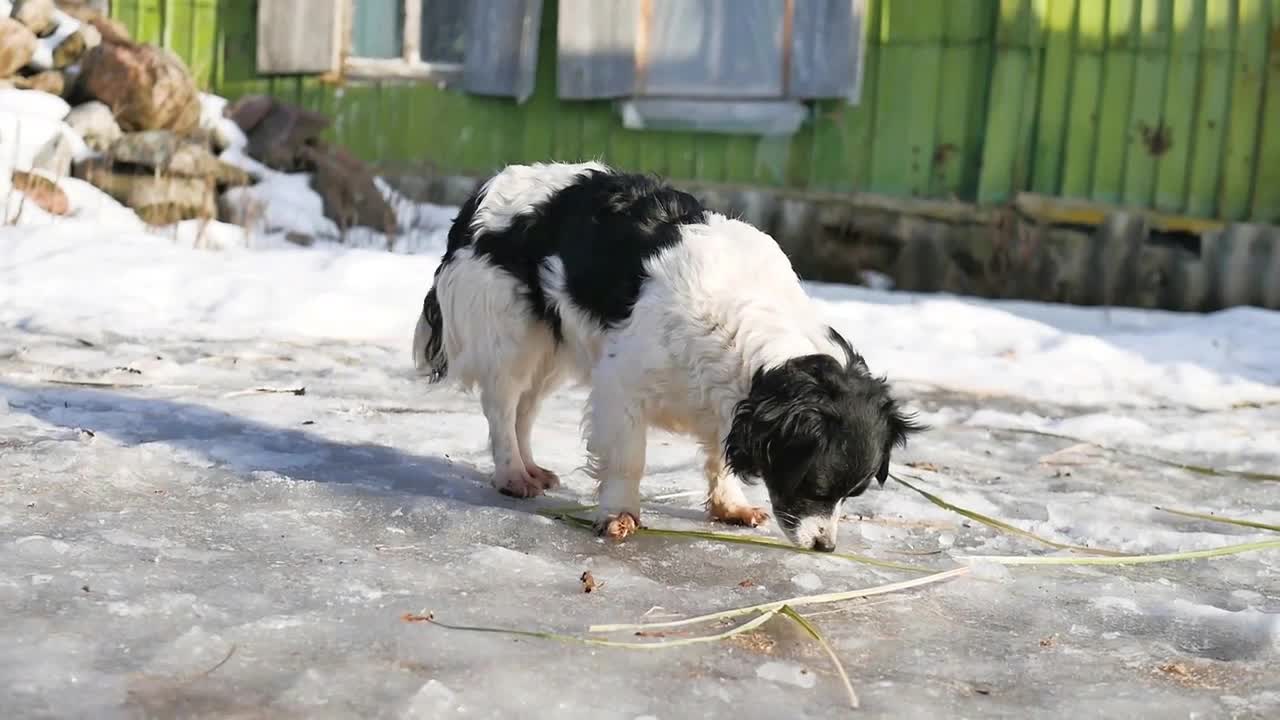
[342,0,464,82]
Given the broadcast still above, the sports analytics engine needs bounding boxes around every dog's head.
[725,331,923,551]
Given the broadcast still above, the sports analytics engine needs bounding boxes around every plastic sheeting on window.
[462,0,543,103]
[558,0,636,99]
[791,0,865,102]
[558,0,865,106]
[639,0,784,99]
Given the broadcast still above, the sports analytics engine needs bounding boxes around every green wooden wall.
[111,0,1280,224]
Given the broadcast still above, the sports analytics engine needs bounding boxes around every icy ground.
[2,223,1279,719]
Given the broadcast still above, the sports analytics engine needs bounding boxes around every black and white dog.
[413,162,921,551]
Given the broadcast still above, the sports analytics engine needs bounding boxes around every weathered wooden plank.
[752,136,790,186]
[577,103,613,164]
[872,0,944,196]
[1219,0,1269,220]
[1184,0,1234,217]
[606,126,644,174]
[840,0,883,191]
[722,136,759,185]
[932,0,996,198]
[903,9,945,197]
[185,0,220,90]
[1251,0,1280,222]
[694,132,730,184]
[1153,0,1206,213]
[553,103,584,162]
[805,99,851,192]
[1032,0,1079,195]
[1091,0,1140,205]
[112,0,141,39]
[1059,0,1106,199]
[1121,0,1173,208]
[977,0,1036,203]
[138,0,163,45]
[665,130,701,181]
[256,0,342,75]
[519,0,558,162]
[1010,0,1049,198]
[784,120,815,188]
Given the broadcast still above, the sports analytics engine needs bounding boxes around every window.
[346,0,468,79]
[258,0,541,101]
[559,0,866,135]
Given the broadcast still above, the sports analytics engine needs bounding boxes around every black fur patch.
[467,169,706,338]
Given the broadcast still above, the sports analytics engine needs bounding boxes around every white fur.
[428,164,844,533]
[471,161,607,235]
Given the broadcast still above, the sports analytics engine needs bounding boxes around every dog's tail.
[412,286,448,382]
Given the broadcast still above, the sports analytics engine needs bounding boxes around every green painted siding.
[115,0,1280,223]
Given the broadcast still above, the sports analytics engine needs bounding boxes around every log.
[78,41,200,133]
[11,170,69,215]
[11,0,56,36]
[0,18,37,76]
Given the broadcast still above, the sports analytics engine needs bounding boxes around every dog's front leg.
[586,386,646,542]
[704,452,770,527]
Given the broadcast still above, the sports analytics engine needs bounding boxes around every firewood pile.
[1,0,395,238]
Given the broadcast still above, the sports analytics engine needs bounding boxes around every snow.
[1,194,1279,718]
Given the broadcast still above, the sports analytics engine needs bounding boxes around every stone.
[304,142,397,236]
[65,100,120,151]
[108,130,252,187]
[78,41,200,133]
[13,69,64,95]
[75,157,215,224]
[11,170,69,215]
[11,0,56,37]
[0,18,38,77]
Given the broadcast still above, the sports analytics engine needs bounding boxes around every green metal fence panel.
[115,0,1276,222]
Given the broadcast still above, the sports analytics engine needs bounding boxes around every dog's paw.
[527,464,560,491]
[596,512,640,542]
[493,467,546,499]
[710,504,771,528]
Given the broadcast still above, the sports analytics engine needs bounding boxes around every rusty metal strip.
[780,0,794,97]
[634,0,653,94]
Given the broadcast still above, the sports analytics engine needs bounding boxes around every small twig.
[590,567,971,633]
[194,644,237,679]
[779,606,859,709]
[961,538,1280,566]
[413,608,782,650]
[37,378,197,391]
[221,386,307,398]
[891,473,1129,557]
[1153,507,1280,534]
[539,508,931,573]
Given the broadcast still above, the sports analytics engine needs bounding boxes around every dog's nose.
[811,535,836,553]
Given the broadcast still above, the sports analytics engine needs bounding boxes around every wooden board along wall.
[113,0,1278,225]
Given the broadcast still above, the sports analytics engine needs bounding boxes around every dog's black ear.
[875,456,891,486]
[826,327,868,372]
[887,405,926,449]
[877,400,926,487]
[725,365,832,483]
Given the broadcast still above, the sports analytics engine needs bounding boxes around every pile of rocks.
[2,0,396,238]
